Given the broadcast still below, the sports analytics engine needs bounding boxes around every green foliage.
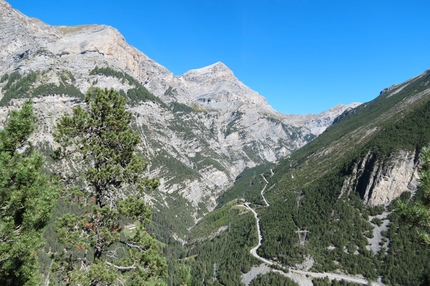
[173,264,192,286]
[369,205,384,216]
[371,217,383,227]
[0,73,9,83]
[2,71,22,89]
[364,100,430,156]
[311,277,361,285]
[395,146,430,244]
[0,72,37,106]
[187,201,235,241]
[32,83,84,99]
[52,88,167,284]
[148,194,195,241]
[170,102,195,114]
[164,86,177,97]
[185,206,259,285]
[290,72,430,183]
[127,86,165,106]
[379,210,430,285]
[151,149,200,186]
[224,111,243,136]
[0,70,84,106]
[152,201,256,285]
[341,71,428,144]
[90,66,167,107]
[190,103,208,112]
[90,66,128,80]
[209,82,430,282]
[0,101,58,285]
[217,164,273,207]
[250,272,299,286]
[249,160,382,278]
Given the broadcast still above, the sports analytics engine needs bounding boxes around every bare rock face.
[0,1,59,63]
[341,150,419,206]
[168,62,270,107]
[0,1,173,93]
[298,103,362,135]
[0,1,358,224]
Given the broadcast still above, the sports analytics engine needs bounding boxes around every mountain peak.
[182,61,234,79]
[175,61,274,110]
[206,61,230,71]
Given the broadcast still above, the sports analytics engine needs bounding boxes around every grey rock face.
[298,103,362,135]
[341,150,419,206]
[0,1,357,222]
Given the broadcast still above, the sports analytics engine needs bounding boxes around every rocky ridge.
[299,103,361,135]
[0,1,357,232]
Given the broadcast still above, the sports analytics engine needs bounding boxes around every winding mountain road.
[242,173,384,286]
[243,203,273,266]
[260,174,270,206]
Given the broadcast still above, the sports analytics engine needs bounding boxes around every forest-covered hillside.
[181,69,430,285]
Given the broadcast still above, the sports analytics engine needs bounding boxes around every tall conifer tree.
[52,88,166,285]
[0,101,58,285]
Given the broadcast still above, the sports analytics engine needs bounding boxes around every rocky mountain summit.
[0,0,357,233]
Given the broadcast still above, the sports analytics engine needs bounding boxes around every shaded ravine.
[241,173,384,286]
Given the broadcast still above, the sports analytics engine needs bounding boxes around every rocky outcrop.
[341,150,420,206]
[0,1,173,92]
[0,1,359,227]
[293,103,362,136]
[167,62,270,107]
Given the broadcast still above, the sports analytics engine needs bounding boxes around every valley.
[1,1,430,285]
[186,68,430,285]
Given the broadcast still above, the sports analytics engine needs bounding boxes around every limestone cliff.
[341,150,420,206]
[0,1,357,231]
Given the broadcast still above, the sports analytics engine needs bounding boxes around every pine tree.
[0,101,58,285]
[396,146,430,244]
[52,88,167,285]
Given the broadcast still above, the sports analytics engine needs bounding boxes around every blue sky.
[7,0,430,114]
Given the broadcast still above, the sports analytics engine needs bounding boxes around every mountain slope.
[3,1,430,285]
[0,0,357,242]
[189,68,430,285]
